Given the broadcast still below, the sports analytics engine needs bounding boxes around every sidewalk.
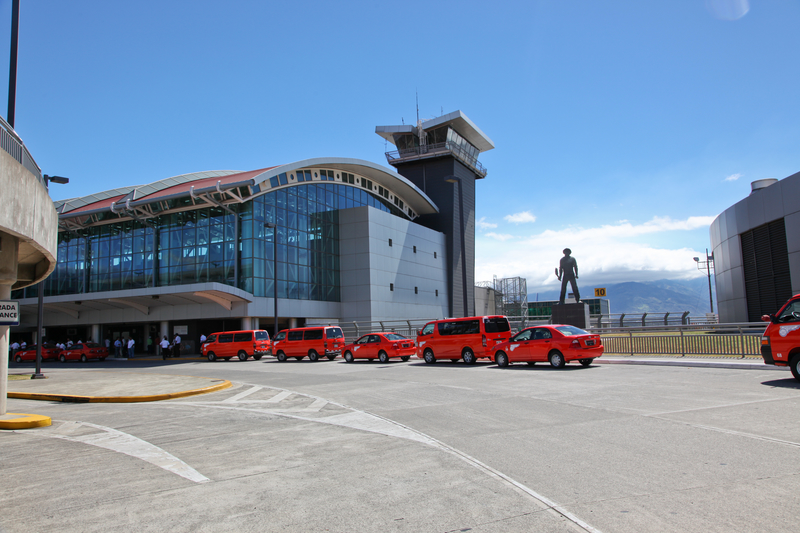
[598,355,787,371]
[5,370,231,403]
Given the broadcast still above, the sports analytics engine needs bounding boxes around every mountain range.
[528,278,716,315]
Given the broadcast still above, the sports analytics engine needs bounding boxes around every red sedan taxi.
[12,344,61,363]
[491,324,603,368]
[58,342,109,363]
[343,333,416,363]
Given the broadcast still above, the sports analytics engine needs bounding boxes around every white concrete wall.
[0,149,58,288]
[339,206,448,322]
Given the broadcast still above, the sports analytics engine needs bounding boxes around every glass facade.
[14,181,404,303]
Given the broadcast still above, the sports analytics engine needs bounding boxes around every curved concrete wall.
[710,171,800,322]
[0,148,58,289]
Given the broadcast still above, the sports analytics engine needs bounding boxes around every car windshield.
[555,325,589,336]
[255,331,270,340]
[384,333,408,341]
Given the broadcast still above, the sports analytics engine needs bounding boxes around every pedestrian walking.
[127,337,135,359]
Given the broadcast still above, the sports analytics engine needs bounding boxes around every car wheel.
[579,358,594,367]
[344,351,354,363]
[549,350,565,369]
[15,354,22,363]
[462,348,476,365]
[207,352,217,362]
[277,351,287,362]
[327,354,336,361]
[526,361,536,366]
[495,351,509,368]
[253,355,263,360]
[308,350,319,362]
[238,351,248,361]
[378,350,389,363]
[423,349,436,364]
[80,354,88,363]
[790,354,800,381]
[59,354,66,363]
[401,356,410,362]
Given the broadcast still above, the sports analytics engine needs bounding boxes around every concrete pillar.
[253,317,260,330]
[289,317,298,329]
[91,324,101,345]
[241,317,252,330]
[0,233,19,415]
[160,321,169,341]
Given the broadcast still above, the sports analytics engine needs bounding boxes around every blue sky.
[2,0,797,296]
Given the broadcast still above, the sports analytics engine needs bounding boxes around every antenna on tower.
[416,90,426,149]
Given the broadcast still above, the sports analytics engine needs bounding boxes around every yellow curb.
[0,413,52,430]
[8,379,232,403]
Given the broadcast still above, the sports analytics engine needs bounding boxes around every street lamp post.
[264,223,278,340]
[693,249,715,314]
[444,175,469,318]
[33,175,69,379]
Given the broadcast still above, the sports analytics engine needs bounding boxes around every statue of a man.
[557,248,580,304]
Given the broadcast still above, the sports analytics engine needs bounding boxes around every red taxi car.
[491,324,603,368]
[760,293,800,380]
[342,333,416,363]
[13,344,61,363]
[59,342,109,363]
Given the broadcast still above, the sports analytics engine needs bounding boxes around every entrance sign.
[0,301,20,326]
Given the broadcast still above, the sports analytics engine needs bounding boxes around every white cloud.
[504,211,537,224]
[476,215,716,292]
[477,217,497,230]
[724,173,742,182]
[485,232,514,241]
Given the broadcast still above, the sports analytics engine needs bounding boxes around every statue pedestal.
[552,302,590,329]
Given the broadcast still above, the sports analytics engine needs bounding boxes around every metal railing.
[0,114,42,183]
[385,141,487,177]
[595,322,764,358]
[308,316,764,359]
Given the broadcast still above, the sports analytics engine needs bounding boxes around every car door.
[506,328,533,362]
[774,299,800,362]
[352,335,370,358]
[367,335,382,358]
[529,328,554,361]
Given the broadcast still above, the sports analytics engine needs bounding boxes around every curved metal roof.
[55,159,438,230]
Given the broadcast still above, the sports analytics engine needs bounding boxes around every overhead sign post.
[594,288,607,298]
[0,301,20,326]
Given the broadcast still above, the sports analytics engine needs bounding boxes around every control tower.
[376,111,494,318]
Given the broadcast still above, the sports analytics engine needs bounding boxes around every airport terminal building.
[11,111,494,350]
[710,173,800,323]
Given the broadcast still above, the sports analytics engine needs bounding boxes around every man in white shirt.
[173,334,181,357]
[127,337,135,359]
[160,336,170,360]
[200,333,207,344]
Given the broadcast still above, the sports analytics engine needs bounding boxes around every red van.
[271,326,345,362]
[416,315,512,364]
[201,330,271,362]
[761,293,800,381]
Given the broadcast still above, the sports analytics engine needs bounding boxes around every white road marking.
[176,385,603,533]
[222,385,262,403]
[649,415,800,448]
[266,390,292,403]
[300,398,328,412]
[19,421,209,483]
